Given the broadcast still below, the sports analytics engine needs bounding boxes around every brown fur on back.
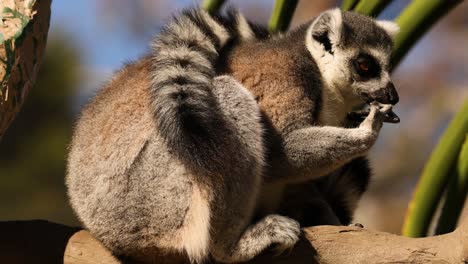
[69,56,154,200]
[222,39,320,134]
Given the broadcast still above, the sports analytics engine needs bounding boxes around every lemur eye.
[358,61,369,72]
[354,54,380,79]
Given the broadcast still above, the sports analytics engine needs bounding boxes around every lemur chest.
[316,90,350,127]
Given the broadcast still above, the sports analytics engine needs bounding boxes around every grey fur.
[273,9,399,226]
[67,7,399,264]
[150,9,229,174]
[67,71,297,263]
[282,102,386,182]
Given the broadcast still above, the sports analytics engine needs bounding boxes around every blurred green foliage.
[402,101,468,237]
[436,135,468,235]
[268,0,298,32]
[202,0,226,14]
[0,33,80,225]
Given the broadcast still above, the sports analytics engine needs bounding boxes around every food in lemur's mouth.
[348,103,400,124]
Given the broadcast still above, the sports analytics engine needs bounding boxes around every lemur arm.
[281,103,391,183]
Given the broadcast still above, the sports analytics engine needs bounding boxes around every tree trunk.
[0,0,51,140]
[1,219,467,263]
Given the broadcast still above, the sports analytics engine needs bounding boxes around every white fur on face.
[306,10,357,125]
[314,47,356,126]
[351,48,392,97]
[307,8,343,51]
[305,9,395,126]
[305,9,347,89]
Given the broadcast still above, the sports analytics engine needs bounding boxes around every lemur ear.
[310,8,343,53]
[376,20,400,38]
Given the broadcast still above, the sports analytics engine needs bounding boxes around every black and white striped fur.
[150,9,268,174]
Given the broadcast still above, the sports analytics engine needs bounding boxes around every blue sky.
[51,0,150,72]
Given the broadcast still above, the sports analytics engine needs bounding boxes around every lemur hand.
[359,102,393,134]
[348,103,399,124]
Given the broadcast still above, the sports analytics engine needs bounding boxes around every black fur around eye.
[354,54,380,79]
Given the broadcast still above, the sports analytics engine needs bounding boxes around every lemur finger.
[384,111,400,123]
[378,103,393,114]
[368,103,380,116]
[376,102,400,123]
[348,110,399,123]
[351,108,379,120]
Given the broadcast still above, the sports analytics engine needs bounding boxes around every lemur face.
[306,9,400,107]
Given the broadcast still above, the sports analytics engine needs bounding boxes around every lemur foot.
[212,215,301,263]
[263,215,301,255]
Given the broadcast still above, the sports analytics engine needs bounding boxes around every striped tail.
[150,8,266,173]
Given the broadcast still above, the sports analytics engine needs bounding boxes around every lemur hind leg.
[208,76,301,263]
[210,214,300,263]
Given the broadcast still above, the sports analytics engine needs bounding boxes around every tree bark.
[0,0,51,140]
[1,219,467,264]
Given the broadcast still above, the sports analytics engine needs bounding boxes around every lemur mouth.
[348,94,400,123]
[347,107,400,123]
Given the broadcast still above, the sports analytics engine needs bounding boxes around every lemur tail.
[149,8,262,173]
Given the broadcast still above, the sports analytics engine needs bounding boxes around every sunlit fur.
[67,7,399,264]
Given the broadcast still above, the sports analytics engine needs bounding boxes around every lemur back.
[67,7,399,263]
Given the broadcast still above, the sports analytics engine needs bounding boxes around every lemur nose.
[386,82,399,105]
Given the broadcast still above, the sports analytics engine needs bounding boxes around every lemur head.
[305,9,400,107]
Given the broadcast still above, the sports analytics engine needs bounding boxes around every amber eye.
[354,54,380,79]
[358,61,369,72]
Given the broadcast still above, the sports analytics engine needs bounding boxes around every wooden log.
[65,231,120,264]
[1,219,467,263]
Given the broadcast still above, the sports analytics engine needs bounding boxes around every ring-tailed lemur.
[66,7,399,264]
